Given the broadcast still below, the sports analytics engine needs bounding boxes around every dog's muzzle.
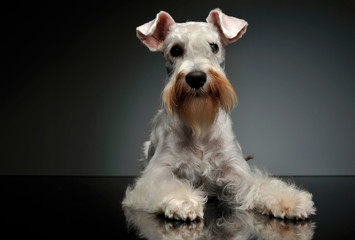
[185,71,207,90]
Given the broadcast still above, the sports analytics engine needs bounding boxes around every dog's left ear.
[207,8,248,45]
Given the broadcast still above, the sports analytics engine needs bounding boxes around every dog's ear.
[136,11,175,51]
[206,8,248,45]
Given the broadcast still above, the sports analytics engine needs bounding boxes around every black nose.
[185,71,207,89]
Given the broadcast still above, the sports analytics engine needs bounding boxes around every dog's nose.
[185,71,207,89]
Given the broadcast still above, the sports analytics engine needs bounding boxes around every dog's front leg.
[212,163,316,219]
[122,167,206,221]
[248,173,316,220]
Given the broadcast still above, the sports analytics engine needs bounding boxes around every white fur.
[122,9,315,221]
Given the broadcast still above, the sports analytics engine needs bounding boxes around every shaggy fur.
[122,8,316,221]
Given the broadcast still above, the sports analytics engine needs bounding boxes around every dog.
[122,8,315,221]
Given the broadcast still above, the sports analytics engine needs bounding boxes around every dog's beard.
[162,69,237,136]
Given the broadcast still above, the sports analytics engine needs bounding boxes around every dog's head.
[136,9,247,135]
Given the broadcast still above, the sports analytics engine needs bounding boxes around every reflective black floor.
[1,176,354,239]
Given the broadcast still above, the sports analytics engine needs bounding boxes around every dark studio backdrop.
[1,0,354,176]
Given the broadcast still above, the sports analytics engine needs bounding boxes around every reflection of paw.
[265,190,316,220]
[253,213,316,240]
[123,207,203,240]
[162,195,204,221]
[164,220,203,239]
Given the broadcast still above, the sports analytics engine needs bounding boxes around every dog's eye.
[209,43,219,54]
[170,45,183,57]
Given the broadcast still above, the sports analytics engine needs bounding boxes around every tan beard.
[162,69,237,136]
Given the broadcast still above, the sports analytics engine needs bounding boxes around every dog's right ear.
[136,11,175,52]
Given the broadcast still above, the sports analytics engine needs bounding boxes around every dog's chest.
[172,135,225,182]
[178,134,223,161]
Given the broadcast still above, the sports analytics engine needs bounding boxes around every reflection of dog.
[122,8,315,221]
[124,206,315,240]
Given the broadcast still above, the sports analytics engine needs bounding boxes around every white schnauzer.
[122,9,315,221]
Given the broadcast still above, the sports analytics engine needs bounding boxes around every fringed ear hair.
[206,8,248,45]
[136,11,175,51]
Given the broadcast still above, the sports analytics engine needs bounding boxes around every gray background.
[1,0,354,176]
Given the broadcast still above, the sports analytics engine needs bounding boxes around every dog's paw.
[162,195,204,221]
[262,189,316,220]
